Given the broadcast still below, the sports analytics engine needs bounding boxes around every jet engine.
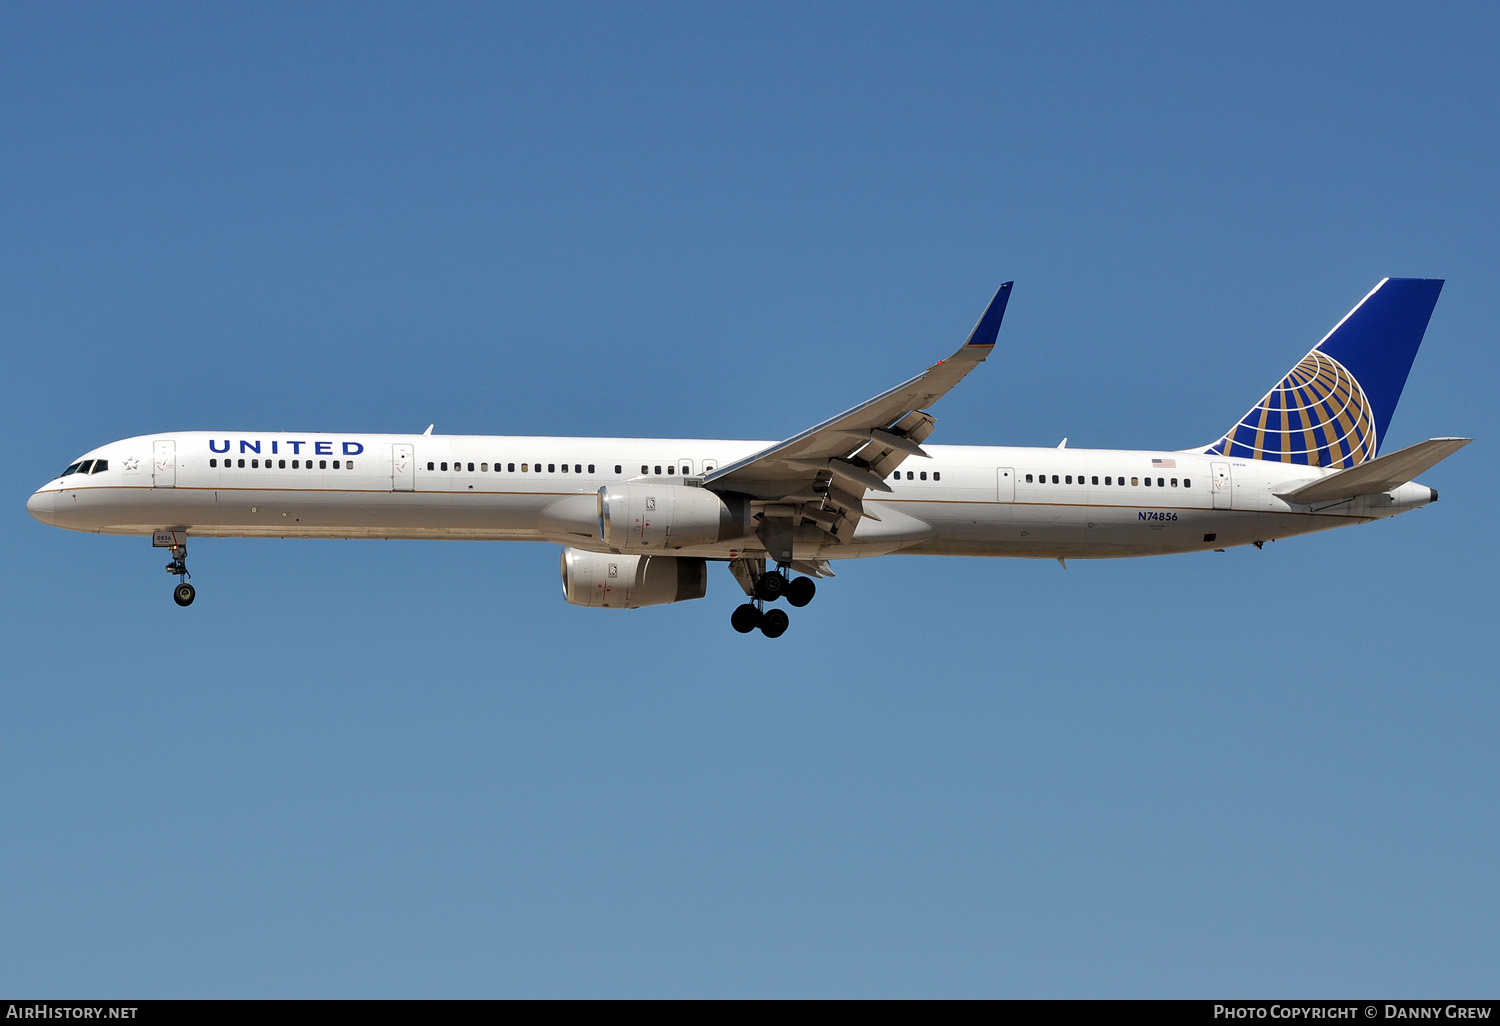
[597,484,750,551]
[560,548,708,608]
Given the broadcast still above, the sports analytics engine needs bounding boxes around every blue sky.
[3,2,1497,997]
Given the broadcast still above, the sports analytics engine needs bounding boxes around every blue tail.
[1204,278,1444,468]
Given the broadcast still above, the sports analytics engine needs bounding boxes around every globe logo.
[1213,351,1376,468]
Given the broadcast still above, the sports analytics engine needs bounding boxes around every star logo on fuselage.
[123,457,140,471]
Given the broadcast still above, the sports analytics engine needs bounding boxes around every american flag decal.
[1151,458,1177,468]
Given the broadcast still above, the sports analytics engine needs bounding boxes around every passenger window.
[588,464,595,474]
[1052,475,1059,484]
[575,464,582,473]
[333,460,341,469]
[1144,477,1151,486]
[1065,475,1072,484]
[667,466,675,475]
[1171,478,1178,487]
[654,465,661,475]
[920,471,927,481]
[441,462,448,471]
[238,459,246,468]
[1026,473,1033,483]
[1184,478,1191,488]
[347,461,354,470]
[933,472,940,481]
[1131,477,1139,486]
[548,464,556,473]
[252,459,260,468]
[1091,476,1098,485]
[1157,477,1164,487]
[613,465,621,474]
[427,462,434,471]
[293,460,300,469]
[1104,476,1110,485]
[319,460,327,469]
[907,471,914,480]
[279,459,286,469]
[509,463,516,472]
[210,459,218,468]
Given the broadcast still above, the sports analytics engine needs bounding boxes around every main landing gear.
[164,538,195,607]
[730,567,816,639]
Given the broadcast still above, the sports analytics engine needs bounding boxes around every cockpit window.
[62,462,82,476]
[76,460,95,474]
[91,460,108,473]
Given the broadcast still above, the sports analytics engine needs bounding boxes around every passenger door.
[392,443,414,491]
[1212,461,1231,510]
[153,440,176,488]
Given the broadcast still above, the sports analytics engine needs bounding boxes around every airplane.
[27,277,1470,638]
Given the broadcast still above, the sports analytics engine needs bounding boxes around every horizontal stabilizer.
[1275,437,1471,504]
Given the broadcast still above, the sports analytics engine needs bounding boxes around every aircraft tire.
[730,603,761,634]
[759,608,789,638]
[754,571,786,602]
[173,583,196,607]
[784,577,815,607]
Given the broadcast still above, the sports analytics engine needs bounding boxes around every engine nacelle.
[597,484,750,551]
[560,548,708,609]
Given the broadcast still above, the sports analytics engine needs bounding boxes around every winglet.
[963,281,1014,349]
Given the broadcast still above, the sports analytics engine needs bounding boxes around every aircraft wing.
[1274,436,1471,504]
[703,282,1013,544]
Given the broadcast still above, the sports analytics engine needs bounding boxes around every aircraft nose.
[27,487,54,525]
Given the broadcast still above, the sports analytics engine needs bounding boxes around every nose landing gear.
[156,531,195,607]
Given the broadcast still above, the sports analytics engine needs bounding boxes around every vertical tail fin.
[1203,278,1444,468]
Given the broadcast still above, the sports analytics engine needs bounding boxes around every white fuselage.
[27,431,1437,561]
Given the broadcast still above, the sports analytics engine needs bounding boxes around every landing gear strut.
[729,562,815,638]
[164,538,195,606]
